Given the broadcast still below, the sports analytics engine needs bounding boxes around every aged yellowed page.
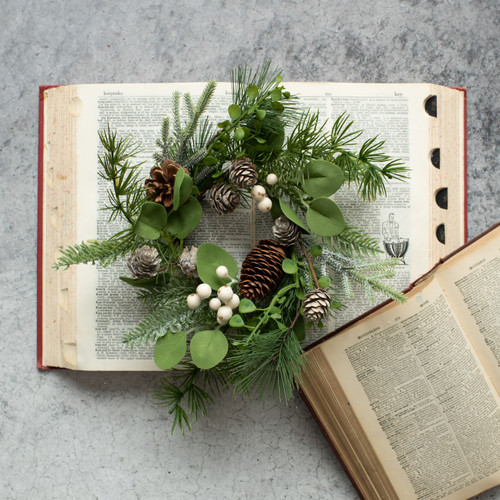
[313,275,500,499]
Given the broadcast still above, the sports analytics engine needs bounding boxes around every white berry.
[196,283,212,299]
[217,305,233,322]
[226,294,240,309]
[217,316,229,325]
[217,285,234,302]
[266,173,278,185]
[186,293,201,310]
[209,297,222,310]
[258,197,273,212]
[251,185,266,201]
[216,265,229,278]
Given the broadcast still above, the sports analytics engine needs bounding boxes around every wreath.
[56,62,407,433]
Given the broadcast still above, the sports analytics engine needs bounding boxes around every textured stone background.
[1,0,499,498]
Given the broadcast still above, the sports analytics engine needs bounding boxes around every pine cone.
[272,216,302,247]
[302,288,331,322]
[178,246,198,278]
[127,245,161,279]
[229,157,258,189]
[206,183,240,215]
[239,239,286,302]
[145,159,188,208]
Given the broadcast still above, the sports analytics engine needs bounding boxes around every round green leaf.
[311,244,323,257]
[234,127,245,141]
[229,314,245,327]
[217,120,230,128]
[196,243,238,290]
[306,198,346,236]
[190,329,228,369]
[239,298,256,314]
[318,276,332,287]
[133,202,168,240]
[228,104,242,121]
[282,258,298,274]
[172,167,193,211]
[293,315,306,342]
[246,85,259,99]
[256,109,266,121]
[302,160,344,198]
[203,155,218,166]
[271,88,282,102]
[278,199,309,232]
[154,332,187,369]
[167,197,202,239]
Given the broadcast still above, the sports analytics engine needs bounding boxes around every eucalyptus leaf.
[228,104,242,120]
[271,88,282,101]
[239,298,256,314]
[293,315,306,342]
[282,258,298,274]
[234,127,245,141]
[190,330,228,369]
[306,197,346,236]
[278,199,309,232]
[133,202,168,240]
[167,197,202,239]
[229,314,245,327]
[172,168,192,211]
[196,243,238,290]
[246,85,259,99]
[218,120,230,128]
[256,109,266,121]
[154,332,187,370]
[203,155,218,166]
[311,244,323,257]
[295,288,306,300]
[318,276,332,287]
[302,160,344,197]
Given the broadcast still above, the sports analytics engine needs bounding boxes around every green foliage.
[98,126,145,224]
[196,243,238,289]
[152,362,227,435]
[190,329,229,369]
[306,198,346,236]
[302,160,344,197]
[54,230,137,269]
[154,332,187,369]
[325,226,382,258]
[166,197,202,239]
[133,202,168,240]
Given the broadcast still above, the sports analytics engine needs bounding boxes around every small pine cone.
[302,288,331,322]
[229,157,258,189]
[206,183,240,215]
[145,159,188,209]
[239,239,286,302]
[178,246,198,278]
[127,245,161,280]
[272,216,302,247]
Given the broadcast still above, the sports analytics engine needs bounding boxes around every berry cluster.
[186,265,240,325]
[251,173,278,213]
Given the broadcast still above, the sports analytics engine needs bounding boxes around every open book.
[38,82,466,370]
[299,224,500,500]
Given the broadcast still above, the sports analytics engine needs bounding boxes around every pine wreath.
[55,62,407,434]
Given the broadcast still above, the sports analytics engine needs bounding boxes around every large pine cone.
[206,183,240,215]
[145,159,188,208]
[272,216,302,247]
[302,288,331,322]
[239,239,286,302]
[127,245,161,279]
[229,157,258,189]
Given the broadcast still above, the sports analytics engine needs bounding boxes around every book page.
[42,82,464,369]
[434,225,500,392]
[316,277,500,499]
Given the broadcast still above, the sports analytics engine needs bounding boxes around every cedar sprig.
[98,126,146,224]
[152,361,228,435]
[54,230,138,269]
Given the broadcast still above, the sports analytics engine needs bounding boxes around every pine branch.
[153,117,173,164]
[325,226,382,258]
[152,361,227,435]
[54,230,137,269]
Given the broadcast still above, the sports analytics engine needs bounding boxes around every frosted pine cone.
[178,246,198,278]
[302,288,331,322]
[127,246,161,279]
[206,183,240,215]
[272,216,302,247]
[229,157,258,189]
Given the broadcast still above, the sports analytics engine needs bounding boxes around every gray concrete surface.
[1,0,499,498]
